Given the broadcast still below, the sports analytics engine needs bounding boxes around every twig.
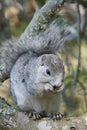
[66,0,87,7]
[72,2,81,85]
[78,80,87,112]
[81,8,87,36]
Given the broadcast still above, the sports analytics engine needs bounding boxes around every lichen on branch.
[21,0,65,37]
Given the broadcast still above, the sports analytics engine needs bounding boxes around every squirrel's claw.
[51,112,64,120]
[27,111,64,120]
[28,112,42,120]
[33,112,42,120]
[28,112,33,118]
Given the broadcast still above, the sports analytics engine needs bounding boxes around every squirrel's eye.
[46,69,51,75]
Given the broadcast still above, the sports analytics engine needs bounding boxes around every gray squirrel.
[10,53,64,120]
[9,21,77,120]
[0,19,76,120]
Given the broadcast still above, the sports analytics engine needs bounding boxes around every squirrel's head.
[35,54,64,95]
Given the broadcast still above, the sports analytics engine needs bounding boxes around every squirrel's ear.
[41,55,46,66]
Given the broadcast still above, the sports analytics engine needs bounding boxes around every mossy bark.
[0,97,87,130]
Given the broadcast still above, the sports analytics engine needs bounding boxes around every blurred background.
[0,0,46,38]
[0,0,87,117]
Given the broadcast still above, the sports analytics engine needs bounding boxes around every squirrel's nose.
[53,83,63,90]
[53,85,58,90]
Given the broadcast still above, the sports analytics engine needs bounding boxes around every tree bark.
[0,80,87,130]
[0,97,87,130]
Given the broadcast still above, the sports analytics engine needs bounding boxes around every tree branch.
[72,2,81,85]
[17,0,65,49]
[0,97,87,130]
[78,81,87,112]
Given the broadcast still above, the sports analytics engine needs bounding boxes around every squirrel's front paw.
[44,84,53,91]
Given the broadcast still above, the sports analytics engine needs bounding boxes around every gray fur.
[0,19,76,114]
[10,53,64,113]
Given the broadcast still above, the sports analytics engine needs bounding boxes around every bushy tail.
[28,19,77,53]
[0,19,77,83]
